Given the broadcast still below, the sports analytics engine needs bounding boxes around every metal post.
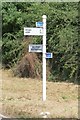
[42,15,47,101]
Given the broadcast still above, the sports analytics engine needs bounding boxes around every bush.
[2,37,23,68]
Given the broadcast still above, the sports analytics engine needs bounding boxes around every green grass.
[62,96,68,100]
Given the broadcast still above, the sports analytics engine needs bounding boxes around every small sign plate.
[29,44,43,52]
[24,27,43,36]
[46,53,53,58]
[36,22,43,27]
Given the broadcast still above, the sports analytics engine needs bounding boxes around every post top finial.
[42,15,47,19]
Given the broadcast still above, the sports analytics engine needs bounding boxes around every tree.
[2,2,79,82]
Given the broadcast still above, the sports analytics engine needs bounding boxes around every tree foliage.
[2,2,79,82]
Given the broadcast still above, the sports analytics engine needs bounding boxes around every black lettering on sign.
[26,29,31,33]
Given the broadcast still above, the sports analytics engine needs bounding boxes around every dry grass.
[0,69,79,118]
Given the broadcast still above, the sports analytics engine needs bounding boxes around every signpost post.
[42,15,47,101]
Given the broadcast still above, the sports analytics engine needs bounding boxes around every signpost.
[36,22,43,27]
[46,53,53,58]
[24,15,52,101]
[29,44,43,52]
[24,27,43,36]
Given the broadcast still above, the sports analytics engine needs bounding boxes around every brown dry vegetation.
[0,69,79,118]
[13,53,42,78]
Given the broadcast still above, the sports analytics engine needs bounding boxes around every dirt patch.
[0,69,79,118]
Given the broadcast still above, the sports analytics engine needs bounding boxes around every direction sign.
[29,44,43,52]
[46,53,53,58]
[24,27,43,36]
[36,22,43,27]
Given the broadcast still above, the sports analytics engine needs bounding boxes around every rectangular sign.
[24,27,43,36]
[29,44,43,52]
[36,22,43,27]
[46,53,53,58]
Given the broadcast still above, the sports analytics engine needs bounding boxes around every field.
[0,69,79,118]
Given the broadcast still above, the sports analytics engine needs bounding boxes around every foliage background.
[2,2,80,83]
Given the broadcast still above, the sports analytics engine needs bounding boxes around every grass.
[0,69,79,118]
[62,96,68,100]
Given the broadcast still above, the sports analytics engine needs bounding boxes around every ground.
[0,69,79,118]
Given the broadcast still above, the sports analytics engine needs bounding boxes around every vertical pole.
[42,15,47,101]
